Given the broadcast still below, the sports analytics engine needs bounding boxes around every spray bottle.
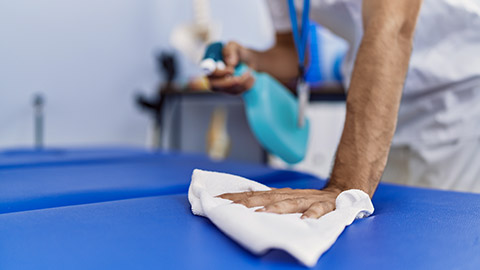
[201,42,309,164]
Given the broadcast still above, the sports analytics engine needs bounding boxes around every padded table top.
[1,148,479,269]
[0,148,315,214]
[0,147,147,168]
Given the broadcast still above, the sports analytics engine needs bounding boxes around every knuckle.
[307,201,335,218]
[312,203,326,212]
[226,41,239,47]
[307,207,320,216]
[308,204,324,215]
[313,201,326,207]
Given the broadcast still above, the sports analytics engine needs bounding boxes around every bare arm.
[220,0,423,218]
[240,32,299,84]
[327,0,423,197]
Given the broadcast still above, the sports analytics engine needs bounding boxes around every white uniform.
[266,0,480,192]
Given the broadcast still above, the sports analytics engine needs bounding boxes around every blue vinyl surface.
[1,148,479,269]
[0,182,479,270]
[0,149,317,214]
[0,147,147,169]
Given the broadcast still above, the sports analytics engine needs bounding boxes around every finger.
[235,195,274,208]
[223,41,241,67]
[217,187,305,204]
[218,190,259,201]
[218,187,308,202]
[217,190,272,201]
[208,66,234,79]
[235,192,296,208]
[241,71,255,90]
[217,187,286,202]
[210,72,253,94]
[257,198,315,214]
[209,77,241,93]
[301,201,335,219]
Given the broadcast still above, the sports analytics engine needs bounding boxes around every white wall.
[0,0,161,148]
[151,0,274,81]
[0,0,273,149]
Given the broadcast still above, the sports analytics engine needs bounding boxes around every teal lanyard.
[287,0,310,78]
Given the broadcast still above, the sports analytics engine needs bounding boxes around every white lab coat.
[266,0,480,192]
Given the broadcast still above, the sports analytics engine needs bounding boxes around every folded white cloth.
[188,169,374,267]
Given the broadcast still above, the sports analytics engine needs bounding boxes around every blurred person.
[215,0,480,218]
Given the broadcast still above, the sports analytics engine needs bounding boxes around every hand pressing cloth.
[188,169,374,267]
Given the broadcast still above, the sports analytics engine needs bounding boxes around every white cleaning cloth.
[188,169,374,267]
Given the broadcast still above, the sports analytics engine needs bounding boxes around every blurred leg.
[408,137,480,193]
[382,145,410,185]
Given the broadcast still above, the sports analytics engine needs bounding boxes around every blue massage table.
[0,147,479,269]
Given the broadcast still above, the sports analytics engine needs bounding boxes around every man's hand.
[207,41,255,95]
[218,186,342,219]
[207,33,299,95]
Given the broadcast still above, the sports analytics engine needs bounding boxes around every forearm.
[327,2,421,197]
[243,32,299,84]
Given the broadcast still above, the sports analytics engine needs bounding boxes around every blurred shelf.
[163,82,346,102]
